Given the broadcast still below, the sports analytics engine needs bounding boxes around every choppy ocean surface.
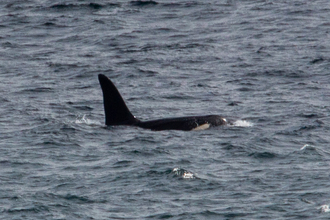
[1,0,330,219]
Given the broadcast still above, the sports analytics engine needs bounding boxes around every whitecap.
[233,120,254,127]
[319,204,330,213]
[75,115,102,126]
[300,144,313,150]
[182,171,194,179]
[172,167,195,179]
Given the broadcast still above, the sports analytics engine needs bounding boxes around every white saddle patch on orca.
[192,123,210,131]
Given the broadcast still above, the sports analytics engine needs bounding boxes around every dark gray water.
[1,0,330,219]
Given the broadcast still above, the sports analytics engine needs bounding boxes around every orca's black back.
[138,115,226,131]
[98,74,138,125]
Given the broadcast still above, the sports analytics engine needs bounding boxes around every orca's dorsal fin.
[98,74,139,126]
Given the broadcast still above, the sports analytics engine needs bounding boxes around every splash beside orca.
[98,74,227,131]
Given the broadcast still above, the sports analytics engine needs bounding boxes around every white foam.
[233,120,254,127]
[172,168,195,179]
[319,205,330,213]
[172,168,179,172]
[75,115,102,126]
[182,171,194,179]
[301,144,312,150]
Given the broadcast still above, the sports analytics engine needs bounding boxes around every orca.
[98,74,227,131]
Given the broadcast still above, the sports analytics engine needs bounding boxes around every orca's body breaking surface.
[98,74,227,131]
